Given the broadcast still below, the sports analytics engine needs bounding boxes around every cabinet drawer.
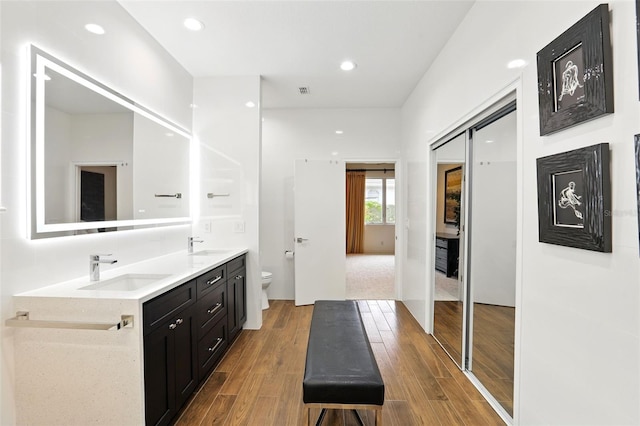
[197,281,227,338]
[435,238,448,249]
[143,280,196,335]
[198,317,227,381]
[197,265,226,297]
[227,254,246,275]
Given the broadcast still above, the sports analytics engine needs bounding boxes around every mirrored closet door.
[432,133,466,368]
[432,99,517,422]
[468,105,516,417]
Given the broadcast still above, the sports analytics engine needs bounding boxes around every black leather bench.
[303,300,385,425]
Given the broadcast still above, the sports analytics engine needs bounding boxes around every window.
[365,177,395,224]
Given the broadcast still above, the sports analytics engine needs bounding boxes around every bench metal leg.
[351,409,365,426]
[312,408,328,426]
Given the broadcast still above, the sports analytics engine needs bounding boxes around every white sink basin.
[189,249,231,256]
[79,273,170,291]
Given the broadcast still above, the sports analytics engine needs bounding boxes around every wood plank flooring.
[433,301,515,417]
[176,300,505,426]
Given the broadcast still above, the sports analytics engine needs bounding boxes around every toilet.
[261,271,272,310]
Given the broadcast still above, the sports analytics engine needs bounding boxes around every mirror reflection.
[31,46,191,237]
[433,133,465,367]
[469,108,516,416]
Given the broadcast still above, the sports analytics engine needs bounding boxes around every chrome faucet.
[188,236,204,254]
[89,254,117,282]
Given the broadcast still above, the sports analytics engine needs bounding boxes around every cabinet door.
[235,269,247,326]
[227,268,246,342]
[144,323,175,426]
[173,305,198,410]
[227,278,238,342]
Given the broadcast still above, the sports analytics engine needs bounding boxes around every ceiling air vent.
[299,86,310,95]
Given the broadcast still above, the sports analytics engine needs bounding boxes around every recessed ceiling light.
[335,130,344,134]
[184,18,205,31]
[485,140,495,144]
[340,61,357,71]
[245,101,256,108]
[507,59,527,69]
[85,23,105,35]
[331,151,339,156]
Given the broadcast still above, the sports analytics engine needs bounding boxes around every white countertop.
[15,248,248,303]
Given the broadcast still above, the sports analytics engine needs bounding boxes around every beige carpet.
[435,271,460,301]
[346,254,395,300]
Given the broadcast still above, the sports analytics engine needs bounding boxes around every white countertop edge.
[14,248,249,303]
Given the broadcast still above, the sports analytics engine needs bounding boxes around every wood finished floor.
[176,300,505,426]
[433,301,515,416]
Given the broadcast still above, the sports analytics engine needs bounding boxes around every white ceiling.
[118,1,475,109]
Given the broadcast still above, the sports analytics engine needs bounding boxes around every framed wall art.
[537,4,613,136]
[637,0,640,99]
[536,143,611,252]
[635,135,640,253]
[444,166,462,225]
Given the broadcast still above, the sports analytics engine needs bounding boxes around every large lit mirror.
[29,46,191,238]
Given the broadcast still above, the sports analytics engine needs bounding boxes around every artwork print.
[444,166,462,225]
[553,169,584,228]
[635,135,640,253]
[554,44,585,111]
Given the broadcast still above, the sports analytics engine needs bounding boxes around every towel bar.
[5,311,134,331]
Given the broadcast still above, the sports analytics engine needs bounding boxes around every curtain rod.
[346,168,394,173]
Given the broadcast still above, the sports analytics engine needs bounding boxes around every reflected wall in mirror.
[433,133,465,368]
[469,108,517,417]
[30,46,192,238]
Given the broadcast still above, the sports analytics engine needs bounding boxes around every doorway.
[431,97,517,422]
[345,162,396,300]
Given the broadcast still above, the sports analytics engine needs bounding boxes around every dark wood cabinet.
[143,253,247,426]
[143,302,197,426]
[435,234,459,277]
[227,255,246,343]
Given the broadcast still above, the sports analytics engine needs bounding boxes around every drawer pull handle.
[168,323,177,330]
[206,275,223,286]
[208,337,223,352]
[207,303,222,315]
[235,275,243,280]
[175,318,183,325]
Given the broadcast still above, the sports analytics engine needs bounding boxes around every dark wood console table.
[435,233,459,277]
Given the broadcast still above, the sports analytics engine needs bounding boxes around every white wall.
[363,224,394,254]
[0,1,193,424]
[192,76,262,330]
[401,1,639,424]
[261,109,400,299]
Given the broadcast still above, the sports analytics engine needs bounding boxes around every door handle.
[296,237,309,243]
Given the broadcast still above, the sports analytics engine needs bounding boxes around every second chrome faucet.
[89,254,117,281]
[188,236,204,254]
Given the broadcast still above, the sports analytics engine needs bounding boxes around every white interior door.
[294,159,346,306]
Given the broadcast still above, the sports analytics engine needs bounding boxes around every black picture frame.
[637,0,640,100]
[635,135,640,253]
[537,4,613,136]
[536,143,611,252]
[444,166,462,225]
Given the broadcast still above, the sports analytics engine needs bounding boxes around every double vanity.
[9,247,248,426]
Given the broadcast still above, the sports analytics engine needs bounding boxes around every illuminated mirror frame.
[28,45,192,238]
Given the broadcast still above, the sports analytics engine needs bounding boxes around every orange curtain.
[346,171,366,253]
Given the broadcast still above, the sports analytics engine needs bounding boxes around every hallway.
[176,300,504,425]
